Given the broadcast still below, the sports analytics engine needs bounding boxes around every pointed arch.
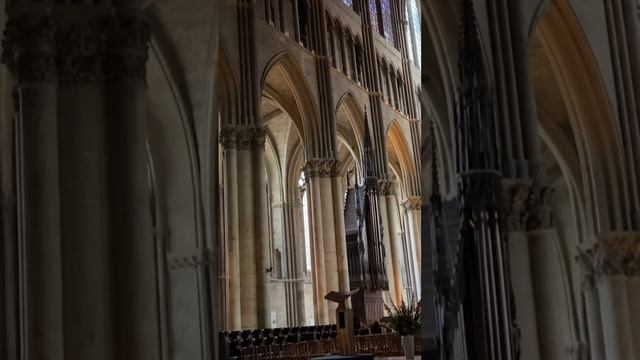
[260,51,320,159]
[335,91,365,178]
[386,119,419,197]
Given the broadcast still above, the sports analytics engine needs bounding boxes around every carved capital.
[503,183,554,231]
[56,20,109,84]
[104,16,150,83]
[576,234,640,289]
[220,126,266,150]
[302,159,340,178]
[219,126,238,149]
[2,15,56,83]
[403,196,421,210]
[379,179,395,196]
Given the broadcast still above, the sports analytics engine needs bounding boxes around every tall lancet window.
[369,0,379,33]
[299,172,312,272]
[380,0,393,41]
[407,0,421,66]
[342,0,353,8]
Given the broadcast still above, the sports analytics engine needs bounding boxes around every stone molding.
[402,196,421,211]
[302,158,341,178]
[503,183,554,232]
[219,125,267,150]
[576,234,640,289]
[2,15,57,83]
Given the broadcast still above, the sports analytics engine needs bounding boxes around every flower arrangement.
[382,295,422,336]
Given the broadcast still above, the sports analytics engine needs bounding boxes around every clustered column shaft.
[1,2,160,359]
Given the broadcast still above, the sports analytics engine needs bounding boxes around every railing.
[238,334,421,359]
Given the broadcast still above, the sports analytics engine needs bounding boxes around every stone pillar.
[2,12,65,360]
[379,181,396,305]
[252,128,272,329]
[105,13,160,358]
[320,175,339,315]
[403,196,421,285]
[292,199,307,325]
[503,183,544,360]
[577,234,640,359]
[332,176,350,297]
[236,128,258,329]
[220,128,241,330]
[306,169,328,324]
[56,16,112,360]
[385,191,405,305]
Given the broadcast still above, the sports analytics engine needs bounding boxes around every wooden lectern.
[325,289,360,355]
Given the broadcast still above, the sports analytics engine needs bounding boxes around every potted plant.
[383,296,421,359]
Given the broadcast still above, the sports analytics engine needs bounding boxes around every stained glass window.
[407,0,421,66]
[381,0,394,41]
[343,0,353,7]
[369,0,379,33]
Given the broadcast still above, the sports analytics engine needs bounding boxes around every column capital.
[104,15,150,84]
[56,20,109,85]
[379,179,395,196]
[2,14,57,83]
[302,158,341,178]
[402,196,421,210]
[219,125,267,150]
[575,233,640,289]
[503,182,554,232]
[271,201,302,209]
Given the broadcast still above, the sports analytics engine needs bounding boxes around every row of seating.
[219,323,389,358]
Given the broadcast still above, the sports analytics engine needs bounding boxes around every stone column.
[56,16,112,360]
[252,128,272,329]
[332,176,350,297]
[577,234,640,359]
[236,128,258,329]
[379,181,396,305]
[306,167,328,324]
[503,183,543,360]
[320,175,338,315]
[385,191,405,305]
[105,13,160,358]
[220,127,241,330]
[403,196,421,279]
[2,12,65,360]
[575,251,606,360]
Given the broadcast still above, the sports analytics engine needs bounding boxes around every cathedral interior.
[0,0,638,359]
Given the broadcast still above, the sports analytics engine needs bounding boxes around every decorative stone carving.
[402,196,421,211]
[219,126,238,149]
[103,16,150,83]
[56,20,108,84]
[576,235,640,288]
[219,126,267,150]
[503,183,554,231]
[271,201,302,209]
[167,249,215,270]
[2,15,57,83]
[378,179,395,196]
[302,159,340,178]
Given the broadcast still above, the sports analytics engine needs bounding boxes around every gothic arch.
[260,51,320,159]
[386,119,418,198]
[533,0,624,234]
[335,91,365,178]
